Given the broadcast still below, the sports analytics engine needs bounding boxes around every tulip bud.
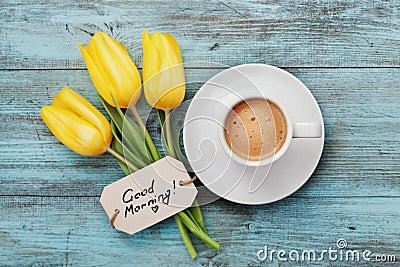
[78,32,142,108]
[41,88,112,156]
[142,30,185,110]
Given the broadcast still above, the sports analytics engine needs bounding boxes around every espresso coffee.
[224,98,287,161]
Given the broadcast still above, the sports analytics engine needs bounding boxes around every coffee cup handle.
[293,122,322,138]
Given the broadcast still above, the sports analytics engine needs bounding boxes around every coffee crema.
[224,98,287,161]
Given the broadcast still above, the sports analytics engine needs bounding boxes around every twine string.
[110,209,120,228]
[179,175,197,186]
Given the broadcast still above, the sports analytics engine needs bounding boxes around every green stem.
[131,106,161,161]
[185,209,202,230]
[164,109,176,158]
[190,201,211,248]
[106,147,139,172]
[178,212,220,251]
[163,110,218,251]
[190,199,207,234]
[174,215,197,259]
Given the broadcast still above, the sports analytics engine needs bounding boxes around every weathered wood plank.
[0,68,399,197]
[0,196,398,266]
[1,0,400,69]
[1,0,398,266]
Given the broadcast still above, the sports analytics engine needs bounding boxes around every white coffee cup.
[215,92,322,167]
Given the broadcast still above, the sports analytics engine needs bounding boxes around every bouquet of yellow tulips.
[41,31,219,259]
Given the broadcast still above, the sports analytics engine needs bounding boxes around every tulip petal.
[108,33,129,53]
[78,43,114,106]
[91,33,137,108]
[151,32,181,68]
[141,31,186,110]
[142,30,162,108]
[156,63,185,110]
[41,106,107,156]
[86,37,117,104]
[52,88,112,146]
[95,32,142,107]
[87,37,108,78]
[148,32,185,109]
[163,33,182,60]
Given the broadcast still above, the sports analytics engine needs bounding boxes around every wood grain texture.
[1,0,400,69]
[0,68,399,198]
[1,0,399,265]
[0,196,399,266]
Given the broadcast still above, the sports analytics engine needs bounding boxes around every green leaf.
[122,115,153,164]
[100,94,145,162]
[156,109,173,157]
[169,113,188,163]
[111,138,131,176]
[111,121,147,169]
[130,106,162,162]
[109,92,153,163]
[98,94,124,133]
[100,94,152,164]
[157,109,187,163]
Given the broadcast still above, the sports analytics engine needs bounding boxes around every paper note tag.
[100,156,197,234]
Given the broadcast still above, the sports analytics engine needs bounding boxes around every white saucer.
[183,64,324,205]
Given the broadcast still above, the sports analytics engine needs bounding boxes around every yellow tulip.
[41,88,112,156]
[78,32,141,108]
[142,30,185,110]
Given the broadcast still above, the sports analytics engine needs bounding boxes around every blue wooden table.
[0,0,399,266]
